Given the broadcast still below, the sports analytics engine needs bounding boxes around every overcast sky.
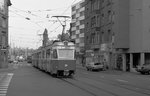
[9,0,81,49]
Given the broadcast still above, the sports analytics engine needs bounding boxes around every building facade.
[71,0,85,64]
[0,0,11,68]
[85,0,150,72]
[85,0,113,69]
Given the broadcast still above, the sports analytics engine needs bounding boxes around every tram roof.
[33,40,75,53]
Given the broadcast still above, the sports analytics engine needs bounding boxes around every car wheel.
[140,72,145,74]
[86,68,89,71]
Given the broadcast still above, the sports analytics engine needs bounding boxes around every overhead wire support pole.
[52,16,70,41]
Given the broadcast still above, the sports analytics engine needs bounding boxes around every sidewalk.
[0,63,15,73]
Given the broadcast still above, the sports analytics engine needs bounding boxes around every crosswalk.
[0,73,13,96]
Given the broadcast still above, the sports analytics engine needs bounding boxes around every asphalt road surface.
[0,62,150,96]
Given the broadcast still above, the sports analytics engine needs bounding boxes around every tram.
[32,40,76,77]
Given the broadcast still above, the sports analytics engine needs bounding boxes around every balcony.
[79,7,85,12]
[71,35,76,39]
[79,33,84,37]
[76,39,80,43]
[71,27,76,31]
[79,25,85,29]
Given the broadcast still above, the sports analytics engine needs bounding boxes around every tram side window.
[53,49,57,59]
[46,49,50,58]
[42,50,45,58]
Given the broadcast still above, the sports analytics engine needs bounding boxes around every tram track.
[60,78,97,96]
[59,77,120,96]
[78,73,150,96]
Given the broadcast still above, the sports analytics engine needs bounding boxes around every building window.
[0,0,5,14]
[72,6,76,11]
[2,17,7,28]
[76,26,79,30]
[80,37,84,43]
[102,13,104,18]
[87,22,89,28]
[102,0,104,3]
[80,29,84,33]
[72,31,76,35]
[108,10,112,23]
[96,33,100,44]
[91,16,96,27]
[76,34,79,38]
[1,32,6,49]
[101,31,104,43]
[80,20,84,25]
[91,33,95,44]
[108,29,112,42]
[72,14,76,19]
[107,0,112,6]
[76,43,79,47]
[72,23,76,27]
[97,15,100,26]
[80,2,84,8]
[80,11,84,16]
[86,36,89,44]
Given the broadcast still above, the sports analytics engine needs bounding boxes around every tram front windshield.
[57,49,74,59]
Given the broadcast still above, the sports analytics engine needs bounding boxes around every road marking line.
[0,73,13,96]
[0,87,8,89]
[0,91,7,94]
[0,94,6,96]
[0,85,8,87]
[83,72,88,74]
[116,79,128,83]
[0,89,7,91]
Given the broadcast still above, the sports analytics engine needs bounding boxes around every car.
[86,62,104,71]
[136,63,150,74]
[8,59,13,63]
[13,60,18,64]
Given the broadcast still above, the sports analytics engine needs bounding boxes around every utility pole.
[52,16,70,41]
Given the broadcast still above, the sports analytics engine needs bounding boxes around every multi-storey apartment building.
[85,0,150,72]
[0,0,11,68]
[85,0,113,69]
[71,0,85,64]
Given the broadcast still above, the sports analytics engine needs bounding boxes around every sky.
[9,0,81,49]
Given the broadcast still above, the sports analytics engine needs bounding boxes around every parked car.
[13,60,18,64]
[8,59,13,63]
[27,56,32,63]
[86,62,104,71]
[136,63,150,74]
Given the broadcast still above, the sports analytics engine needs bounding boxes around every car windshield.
[94,63,101,65]
[57,49,74,59]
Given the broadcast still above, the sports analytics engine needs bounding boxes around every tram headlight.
[65,64,68,67]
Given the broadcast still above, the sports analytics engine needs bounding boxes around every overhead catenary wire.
[10,6,71,23]
[48,0,76,32]
[9,0,78,48]
[10,6,71,33]
[61,0,77,15]
[10,10,45,29]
